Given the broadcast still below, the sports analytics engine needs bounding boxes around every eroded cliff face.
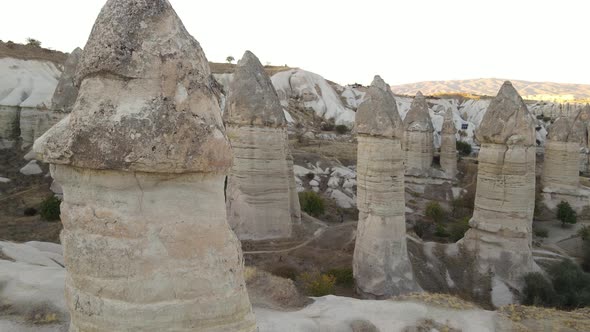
[33,0,256,330]
[463,82,537,290]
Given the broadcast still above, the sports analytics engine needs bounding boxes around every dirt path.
[243,221,356,255]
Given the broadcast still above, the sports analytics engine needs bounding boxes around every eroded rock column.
[440,108,457,177]
[225,51,299,240]
[353,82,419,298]
[403,92,434,174]
[463,82,536,288]
[542,116,580,191]
[33,0,256,330]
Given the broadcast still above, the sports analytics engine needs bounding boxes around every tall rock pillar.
[440,108,457,177]
[33,0,257,330]
[403,92,434,175]
[542,116,579,191]
[353,81,419,298]
[463,82,536,288]
[224,51,300,240]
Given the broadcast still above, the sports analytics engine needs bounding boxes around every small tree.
[26,38,42,47]
[425,201,446,223]
[557,201,576,227]
[226,55,235,64]
[40,195,61,221]
[299,191,325,217]
[456,141,472,156]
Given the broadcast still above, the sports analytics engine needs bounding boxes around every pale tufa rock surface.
[463,81,537,290]
[403,92,434,173]
[32,0,256,331]
[50,48,82,113]
[34,0,231,174]
[440,108,457,177]
[354,83,419,298]
[225,51,299,240]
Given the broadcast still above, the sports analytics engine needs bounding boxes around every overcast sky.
[2,0,589,85]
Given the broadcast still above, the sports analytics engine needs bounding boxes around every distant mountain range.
[390,78,590,102]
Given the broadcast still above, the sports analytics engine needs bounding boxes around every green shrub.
[449,217,470,242]
[456,141,472,156]
[548,260,590,309]
[522,272,557,307]
[425,201,446,223]
[434,223,450,238]
[26,37,41,47]
[557,201,577,227]
[305,172,315,181]
[543,116,552,122]
[299,191,325,217]
[578,226,590,241]
[39,196,61,221]
[522,259,590,309]
[534,227,549,238]
[299,272,336,297]
[326,268,354,287]
[536,114,545,120]
[334,125,349,135]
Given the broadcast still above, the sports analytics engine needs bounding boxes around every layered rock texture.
[440,108,457,177]
[353,82,419,298]
[225,51,300,240]
[572,104,590,173]
[463,82,537,289]
[403,92,434,175]
[50,47,82,113]
[541,109,590,211]
[33,0,256,330]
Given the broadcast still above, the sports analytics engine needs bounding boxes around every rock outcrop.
[50,47,82,113]
[403,92,434,174]
[353,82,418,298]
[33,0,257,330]
[225,51,300,240]
[463,81,537,289]
[541,109,590,211]
[440,108,457,177]
[571,104,590,173]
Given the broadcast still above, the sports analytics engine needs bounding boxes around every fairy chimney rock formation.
[353,83,419,298]
[463,81,537,289]
[50,47,82,113]
[403,92,434,174]
[440,108,457,177]
[543,116,580,191]
[224,51,300,240]
[370,75,390,93]
[33,1,257,331]
[571,104,590,173]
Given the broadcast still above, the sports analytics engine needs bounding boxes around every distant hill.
[390,78,590,102]
[0,41,67,65]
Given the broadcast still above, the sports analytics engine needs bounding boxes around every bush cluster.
[39,196,61,221]
[557,201,576,227]
[298,272,336,297]
[522,259,590,309]
[334,125,349,135]
[425,202,446,223]
[326,268,354,287]
[299,191,325,217]
[456,141,472,156]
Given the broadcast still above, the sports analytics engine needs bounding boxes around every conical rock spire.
[403,92,434,132]
[476,81,535,146]
[35,0,231,174]
[224,51,286,127]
